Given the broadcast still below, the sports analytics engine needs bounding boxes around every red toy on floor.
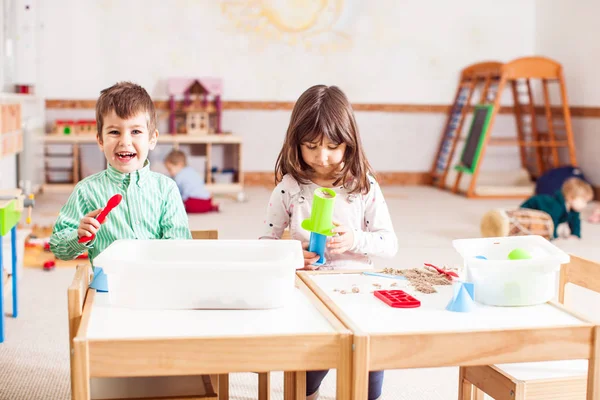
[184,198,219,213]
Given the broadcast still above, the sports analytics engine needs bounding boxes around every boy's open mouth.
[116,152,137,161]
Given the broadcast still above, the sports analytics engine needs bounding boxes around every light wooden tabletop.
[87,287,337,339]
[308,272,589,334]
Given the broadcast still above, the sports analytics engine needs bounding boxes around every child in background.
[520,177,593,239]
[50,82,191,265]
[481,177,594,240]
[164,149,219,213]
[260,84,397,400]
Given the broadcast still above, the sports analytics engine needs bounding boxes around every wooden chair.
[191,230,219,240]
[459,254,600,400]
[191,230,271,400]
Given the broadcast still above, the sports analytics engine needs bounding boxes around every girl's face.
[300,136,347,178]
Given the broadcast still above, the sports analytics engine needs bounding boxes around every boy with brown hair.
[164,149,219,213]
[50,82,191,265]
[481,177,594,240]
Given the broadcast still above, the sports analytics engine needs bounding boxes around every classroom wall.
[0,0,16,190]
[535,0,600,185]
[39,0,536,175]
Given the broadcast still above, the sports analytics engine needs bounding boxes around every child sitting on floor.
[164,149,219,213]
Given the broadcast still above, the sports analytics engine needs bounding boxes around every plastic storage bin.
[452,235,570,306]
[213,171,234,184]
[94,239,303,310]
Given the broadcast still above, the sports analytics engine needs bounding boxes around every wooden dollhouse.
[167,78,223,135]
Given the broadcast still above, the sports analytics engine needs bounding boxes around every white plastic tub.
[94,239,303,310]
[452,235,570,306]
[213,171,234,184]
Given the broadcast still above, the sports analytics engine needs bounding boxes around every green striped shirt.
[50,160,191,264]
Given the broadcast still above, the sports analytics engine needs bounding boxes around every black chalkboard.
[455,104,494,174]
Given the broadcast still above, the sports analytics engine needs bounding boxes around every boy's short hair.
[164,149,187,166]
[96,82,156,139]
[562,177,594,200]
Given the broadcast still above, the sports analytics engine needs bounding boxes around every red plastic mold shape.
[374,290,421,308]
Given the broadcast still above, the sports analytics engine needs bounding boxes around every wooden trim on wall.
[244,172,432,187]
[45,99,450,113]
[45,99,600,117]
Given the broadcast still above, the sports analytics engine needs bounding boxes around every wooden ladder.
[431,62,503,189]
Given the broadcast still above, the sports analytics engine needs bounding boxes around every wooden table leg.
[284,371,306,400]
[458,367,472,400]
[258,372,270,400]
[218,374,229,400]
[352,335,369,400]
[337,334,352,400]
[588,326,600,400]
[72,339,90,400]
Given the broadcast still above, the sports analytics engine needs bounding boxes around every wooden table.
[299,257,599,400]
[69,265,352,400]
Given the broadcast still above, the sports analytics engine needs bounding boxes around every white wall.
[38,0,536,174]
[535,0,600,185]
[1,0,44,191]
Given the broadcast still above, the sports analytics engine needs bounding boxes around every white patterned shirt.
[259,174,398,269]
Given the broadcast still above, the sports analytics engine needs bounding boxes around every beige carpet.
[2,186,599,400]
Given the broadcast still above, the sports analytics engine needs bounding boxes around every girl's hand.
[78,209,103,239]
[300,242,321,270]
[327,220,354,254]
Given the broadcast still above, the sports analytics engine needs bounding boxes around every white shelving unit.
[41,134,244,199]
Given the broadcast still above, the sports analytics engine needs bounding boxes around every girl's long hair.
[274,85,374,194]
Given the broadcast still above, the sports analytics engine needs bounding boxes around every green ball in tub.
[507,248,532,260]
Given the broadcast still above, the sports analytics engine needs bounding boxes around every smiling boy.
[50,82,191,264]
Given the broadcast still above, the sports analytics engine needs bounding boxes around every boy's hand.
[78,209,103,240]
[327,220,354,254]
[300,241,320,270]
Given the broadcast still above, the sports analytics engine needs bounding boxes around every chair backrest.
[558,254,600,303]
[191,230,219,240]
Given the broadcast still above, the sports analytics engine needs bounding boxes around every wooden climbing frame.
[432,56,578,199]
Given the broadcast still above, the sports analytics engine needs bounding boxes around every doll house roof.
[167,78,223,97]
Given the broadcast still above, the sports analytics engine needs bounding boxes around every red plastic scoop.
[424,263,459,280]
[78,194,123,243]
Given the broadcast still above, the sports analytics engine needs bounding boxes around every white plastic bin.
[94,239,303,310]
[213,171,234,184]
[452,235,569,306]
[2,228,31,281]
